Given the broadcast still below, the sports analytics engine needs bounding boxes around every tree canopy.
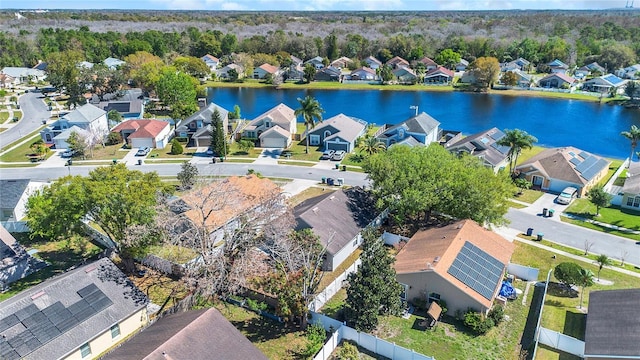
[210,108,226,157]
[156,67,198,120]
[468,56,501,91]
[497,128,538,175]
[295,96,324,154]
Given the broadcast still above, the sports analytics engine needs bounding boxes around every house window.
[190,123,196,129]
[80,343,91,358]
[428,292,441,303]
[310,135,320,146]
[323,130,331,139]
[630,196,640,208]
[265,121,270,128]
[399,283,409,301]
[110,324,121,339]
[180,132,187,138]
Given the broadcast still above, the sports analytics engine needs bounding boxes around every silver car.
[331,150,346,161]
[556,186,578,205]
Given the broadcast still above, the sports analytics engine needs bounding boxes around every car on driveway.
[331,150,346,161]
[556,186,578,205]
[61,149,76,158]
[320,149,335,160]
[136,147,151,156]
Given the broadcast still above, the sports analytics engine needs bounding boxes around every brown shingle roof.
[258,63,279,74]
[516,147,610,185]
[112,119,169,139]
[394,219,514,308]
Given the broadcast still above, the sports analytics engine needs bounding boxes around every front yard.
[0,135,54,162]
[563,198,640,240]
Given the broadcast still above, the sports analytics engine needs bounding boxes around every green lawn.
[13,110,22,120]
[0,135,53,162]
[515,146,546,165]
[565,198,640,231]
[513,189,544,204]
[148,147,195,159]
[0,112,9,124]
[613,169,628,186]
[283,141,324,162]
[508,201,528,209]
[84,143,129,160]
[319,288,347,320]
[146,245,198,264]
[228,142,262,158]
[598,159,623,187]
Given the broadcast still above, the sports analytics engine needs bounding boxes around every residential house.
[393,66,418,83]
[500,58,530,72]
[285,64,305,81]
[290,55,303,67]
[445,127,510,173]
[103,57,125,70]
[376,112,441,148]
[348,67,377,81]
[394,219,515,315]
[538,73,576,89]
[294,188,380,271]
[455,59,469,72]
[111,119,171,149]
[0,67,46,85]
[501,69,532,87]
[583,289,640,360]
[306,113,367,152]
[575,62,606,78]
[32,61,47,71]
[0,258,149,360]
[217,64,244,80]
[77,61,94,69]
[201,54,220,71]
[616,64,640,80]
[423,66,454,84]
[91,88,145,122]
[515,146,610,197]
[103,308,268,360]
[582,74,627,94]
[330,56,353,69]
[0,224,46,291]
[386,56,410,69]
[304,56,325,69]
[620,161,640,211]
[418,57,439,71]
[0,73,13,88]
[174,102,229,148]
[40,103,108,149]
[242,103,296,148]
[547,59,569,74]
[315,66,341,82]
[364,56,383,70]
[253,63,280,79]
[0,179,47,222]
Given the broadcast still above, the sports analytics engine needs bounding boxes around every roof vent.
[329,195,335,200]
[312,207,319,214]
[31,291,45,300]
[434,256,440,263]
[85,265,97,273]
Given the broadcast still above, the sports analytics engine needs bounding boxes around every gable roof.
[446,127,510,167]
[259,125,290,139]
[350,67,376,76]
[112,119,169,139]
[103,308,268,360]
[53,125,90,141]
[419,57,438,67]
[294,188,377,256]
[379,112,440,140]
[104,57,125,68]
[330,56,353,67]
[393,67,417,77]
[249,103,295,129]
[62,103,106,124]
[201,54,219,63]
[365,56,382,66]
[317,66,341,77]
[305,56,324,64]
[539,72,575,84]
[290,55,302,65]
[310,114,367,143]
[584,289,640,357]
[622,161,640,194]
[387,56,410,67]
[424,66,454,78]
[516,147,610,185]
[456,59,469,67]
[394,219,515,308]
[0,258,147,360]
[0,179,29,210]
[548,59,569,68]
[1,67,45,79]
[176,102,229,132]
[257,63,279,74]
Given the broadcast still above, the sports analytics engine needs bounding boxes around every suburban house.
[515,146,610,197]
[330,56,353,69]
[445,127,510,173]
[500,58,530,72]
[40,103,108,149]
[103,307,268,360]
[0,258,149,360]
[376,112,441,148]
[304,56,325,69]
[0,179,47,222]
[616,64,640,79]
[241,103,296,148]
[574,62,606,78]
[33,61,47,71]
[582,74,627,94]
[418,57,439,71]
[501,69,532,87]
[538,73,576,89]
[393,66,418,83]
[455,59,469,72]
[0,73,12,88]
[111,119,171,149]
[547,59,570,74]
[91,88,145,121]
[175,102,229,148]
[348,67,377,81]
[423,66,454,84]
[620,161,640,211]
[0,224,46,291]
[583,289,640,360]
[394,219,515,315]
[253,63,280,79]
[201,54,220,71]
[78,61,94,69]
[103,57,125,70]
[290,55,303,67]
[315,66,341,82]
[0,67,46,85]
[386,56,410,69]
[294,188,381,271]
[364,56,383,70]
[306,113,367,152]
[217,64,244,79]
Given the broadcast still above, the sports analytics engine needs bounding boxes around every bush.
[302,322,326,358]
[488,305,504,325]
[463,310,495,334]
[412,297,428,312]
[175,137,189,143]
[170,139,183,155]
[246,298,268,313]
[106,132,123,146]
[438,299,448,315]
[337,341,359,360]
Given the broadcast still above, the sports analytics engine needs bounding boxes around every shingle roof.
[365,56,382,66]
[260,125,290,139]
[53,125,89,141]
[103,308,268,360]
[424,66,454,78]
[539,72,575,84]
[0,67,45,78]
[201,54,219,63]
[379,112,440,140]
[584,289,640,357]
[387,56,410,67]
[0,258,147,360]
[623,162,640,194]
[516,147,610,185]
[112,119,169,139]
[548,59,569,68]
[294,188,377,256]
[446,127,510,167]
[248,103,295,130]
[103,57,125,68]
[311,114,367,144]
[419,57,438,67]
[258,63,279,74]
[394,219,514,309]
[62,103,106,124]
[0,180,29,210]
[350,67,376,76]
[176,102,229,132]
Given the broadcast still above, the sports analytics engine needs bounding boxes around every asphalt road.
[505,208,640,265]
[0,91,50,147]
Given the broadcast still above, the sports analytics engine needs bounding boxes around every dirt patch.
[444,326,457,337]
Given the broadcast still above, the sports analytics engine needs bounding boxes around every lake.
[207,87,640,160]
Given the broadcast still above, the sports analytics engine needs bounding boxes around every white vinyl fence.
[310,259,361,311]
[507,263,540,281]
[537,327,585,357]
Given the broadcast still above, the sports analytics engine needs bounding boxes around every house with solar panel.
[582,74,627,94]
[445,127,510,173]
[515,147,610,197]
[0,258,149,360]
[394,219,515,315]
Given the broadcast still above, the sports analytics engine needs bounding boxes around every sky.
[1,0,633,11]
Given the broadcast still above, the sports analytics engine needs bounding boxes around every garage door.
[328,142,349,152]
[196,137,211,147]
[261,137,286,148]
[132,138,154,149]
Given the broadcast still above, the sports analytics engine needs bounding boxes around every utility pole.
[409,105,418,116]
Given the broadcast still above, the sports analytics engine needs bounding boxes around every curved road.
[0,91,50,147]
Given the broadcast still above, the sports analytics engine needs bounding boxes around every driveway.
[253,148,282,164]
[0,91,50,146]
[518,192,567,221]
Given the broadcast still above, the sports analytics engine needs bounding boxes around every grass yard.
[613,169,628,186]
[277,160,315,167]
[283,140,324,162]
[148,147,195,159]
[0,163,37,168]
[319,288,347,320]
[0,135,53,162]
[288,186,335,207]
[318,248,362,291]
[146,245,198,264]
[513,189,545,204]
[560,217,640,241]
[564,198,640,233]
[515,146,546,165]
[508,201,528,209]
[84,143,129,160]
[0,112,9,123]
[597,159,623,187]
[228,142,262,158]
[224,158,256,163]
[129,266,189,312]
[13,110,22,120]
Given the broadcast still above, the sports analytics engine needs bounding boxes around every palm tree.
[295,96,324,154]
[577,268,594,310]
[621,125,640,166]
[595,254,612,281]
[497,129,538,176]
[358,135,386,155]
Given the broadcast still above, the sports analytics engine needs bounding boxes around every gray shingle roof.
[309,114,367,144]
[446,127,510,168]
[0,180,29,210]
[0,258,147,360]
[622,162,640,194]
[103,308,268,360]
[379,112,440,139]
[176,103,229,132]
[62,104,106,124]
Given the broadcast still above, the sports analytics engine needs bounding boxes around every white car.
[61,149,76,158]
[556,187,578,205]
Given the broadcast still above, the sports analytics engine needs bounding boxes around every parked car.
[331,150,346,161]
[556,186,578,205]
[320,149,335,160]
[61,149,76,158]
[136,147,151,156]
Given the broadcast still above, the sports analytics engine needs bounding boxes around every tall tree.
[554,262,582,291]
[66,131,87,159]
[595,254,612,281]
[303,63,316,83]
[620,124,640,165]
[467,56,501,91]
[177,161,198,190]
[587,186,612,216]
[210,108,226,157]
[295,96,325,154]
[344,229,402,332]
[497,129,538,175]
[173,56,210,78]
[576,268,594,310]
[46,50,85,108]
[625,81,638,101]
[435,48,462,69]
[156,67,198,121]
[124,51,165,93]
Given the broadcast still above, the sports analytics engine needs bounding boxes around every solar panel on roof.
[0,315,20,332]
[488,130,505,141]
[581,159,609,181]
[21,311,47,328]
[447,241,505,301]
[578,151,589,159]
[575,156,598,173]
[55,316,79,332]
[77,283,100,298]
[14,304,39,321]
[569,157,582,166]
[41,302,64,317]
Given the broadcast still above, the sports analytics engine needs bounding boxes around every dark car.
[136,147,151,156]
[320,149,335,160]
[331,150,346,161]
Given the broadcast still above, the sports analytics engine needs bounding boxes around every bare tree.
[584,240,594,256]
[620,250,628,266]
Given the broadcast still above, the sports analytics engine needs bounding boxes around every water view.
[208,87,640,160]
